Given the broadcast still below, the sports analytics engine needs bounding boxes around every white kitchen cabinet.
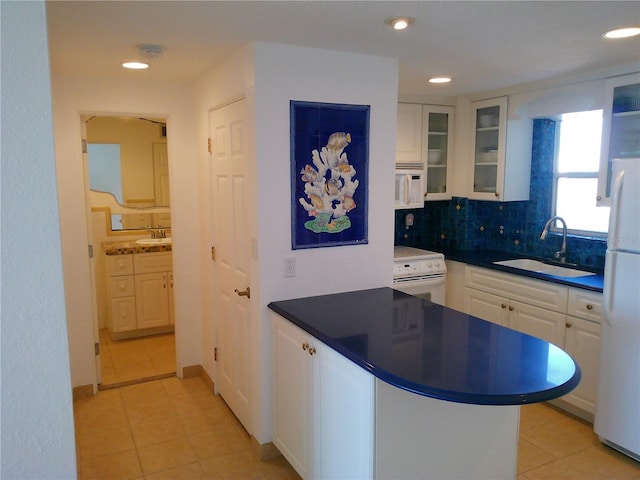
[561,288,602,416]
[464,287,566,346]
[396,103,424,165]
[396,103,455,200]
[508,300,566,348]
[464,287,509,327]
[464,265,603,419]
[423,105,454,200]
[469,96,532,201]
[597,72,640,206]
[105,251,174,339]
[271,313,374,480]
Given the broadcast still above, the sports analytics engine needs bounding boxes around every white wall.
[192,43,398,444]
[251,43,399,442]
[51,77,201,387]
[0,2,77,477]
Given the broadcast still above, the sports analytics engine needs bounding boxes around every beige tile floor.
[90,330,638,479]
[75,376,639,480]
[518,403,640,479]
[99,329,176,387]
[74,376,301,479]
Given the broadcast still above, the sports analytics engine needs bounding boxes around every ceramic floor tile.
[188,425,252,461]
[521,415,600,458]
[124,397,176,425]
[120,378,168,404]
[161,376,211,397]
[115,364,159,383]
[137,437,198,475]
[517,437,556,474]
[77,424,136,460]
[145,461,206,480]
[129,413,185,448]
[179,406,237,436]
[199,449,265,479]
[524,458,605,480]
[170,390,227,415]
[75,406,130,437]
[519,403,568,433]
[261,455,303,480]
[563,444,640,479]
[79,449,142,480]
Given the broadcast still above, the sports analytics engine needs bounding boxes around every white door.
[210,99,251,431]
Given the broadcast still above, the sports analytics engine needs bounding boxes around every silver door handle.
[234,287,250,299]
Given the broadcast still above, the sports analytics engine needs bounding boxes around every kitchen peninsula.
[268,287,580,480]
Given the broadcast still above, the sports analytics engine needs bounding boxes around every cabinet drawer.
[567,288,602,323]
[107,254,134,276]
[465,266,568,312]
[109,276,135,298]
[110,297,137,332]
[133,252,173,274]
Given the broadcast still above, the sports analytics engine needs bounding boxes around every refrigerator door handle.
[608,169,625,250]
[603,250,616,327]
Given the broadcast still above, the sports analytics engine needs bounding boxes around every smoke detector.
[136,44,165,59]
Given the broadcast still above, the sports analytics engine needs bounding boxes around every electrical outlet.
[284,257,296,278]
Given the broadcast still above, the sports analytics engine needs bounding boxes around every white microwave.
[395,169,424,209]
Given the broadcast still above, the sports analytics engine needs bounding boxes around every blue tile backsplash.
[395,118,607,269]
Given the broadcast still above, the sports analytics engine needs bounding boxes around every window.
[553,110,609,235]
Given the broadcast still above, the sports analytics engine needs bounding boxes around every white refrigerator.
[594,157,640,461]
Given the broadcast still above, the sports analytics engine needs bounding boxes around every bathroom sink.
[136,238,172,245]
[493,259,595,278]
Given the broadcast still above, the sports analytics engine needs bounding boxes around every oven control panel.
[393,258,446,277]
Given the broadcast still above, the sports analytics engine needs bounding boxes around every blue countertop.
[435,249,604,293]
[268,287,581,406]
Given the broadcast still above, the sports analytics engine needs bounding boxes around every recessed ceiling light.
[603,27,640,39]
[385,17,415,30]
[122,61,149,70]
[429,77,452,84]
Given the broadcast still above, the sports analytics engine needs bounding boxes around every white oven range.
[393,246,447,306]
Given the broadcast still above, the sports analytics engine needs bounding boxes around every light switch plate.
[284,257,296,278]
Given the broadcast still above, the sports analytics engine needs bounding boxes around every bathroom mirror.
[86,115,170,209]
[86,115,171,232]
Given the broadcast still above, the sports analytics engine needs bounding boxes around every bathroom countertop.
[103,240,173,255]
[268,287,581,405]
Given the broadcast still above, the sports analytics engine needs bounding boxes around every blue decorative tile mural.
[395,118,607,269]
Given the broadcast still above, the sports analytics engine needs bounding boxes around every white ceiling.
[46,1,640,97]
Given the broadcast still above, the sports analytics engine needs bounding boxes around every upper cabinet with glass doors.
[423,106,454,200]
[469,96,532,201]
[396,103,454,201]
[597,72,640,206]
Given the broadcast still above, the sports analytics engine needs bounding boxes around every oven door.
[393,275,446,306]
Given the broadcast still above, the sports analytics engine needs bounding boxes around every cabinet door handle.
[302,342,309,351]
[586,304,593,310]
[508,306,514,311]
[308,347,316,356]
[501,304,507,309]
[566,322,572,328]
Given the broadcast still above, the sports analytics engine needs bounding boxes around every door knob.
[234,287,250,299]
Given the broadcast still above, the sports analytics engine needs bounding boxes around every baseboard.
[182,364,203,379]
[72,384,94,401]
[251,437,281,461]
[547,399,594,424]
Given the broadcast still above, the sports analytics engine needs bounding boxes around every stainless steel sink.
[493,259,595,278]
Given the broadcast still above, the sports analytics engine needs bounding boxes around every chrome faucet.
[147,226,167,239]
[540,216,568,263]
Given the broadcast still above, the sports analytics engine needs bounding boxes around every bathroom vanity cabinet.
[106,251,174,339]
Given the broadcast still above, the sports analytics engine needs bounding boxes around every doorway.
[84,115,177,388]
